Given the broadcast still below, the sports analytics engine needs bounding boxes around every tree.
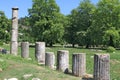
[89,0,120,47]
[64,10,78,47]
[76,0,95,48]
[0,11,11,43]
[18,17,33,42]
[28,0,65,46]
[65,0,95,48]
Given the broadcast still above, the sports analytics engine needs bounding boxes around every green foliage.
[88,0,120,47]
[0,11,11,43]
[103,27,119,47]
[64,10,78,47]
[28,0,65,46]
[18,17,34,42]
[12,0,120,48]
[77,31,87,46]
[17,0,120,48]
[65,0,95,47]
[106,46,116,53]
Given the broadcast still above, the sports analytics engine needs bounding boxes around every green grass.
[0,44,120,80]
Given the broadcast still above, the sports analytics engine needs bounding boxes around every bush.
[106,46,116,53]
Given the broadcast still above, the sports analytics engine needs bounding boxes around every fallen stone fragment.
[23,74,33,79]
[4,78,18,80]
[32,78,41,80]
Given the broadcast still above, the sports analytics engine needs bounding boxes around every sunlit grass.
[0,44,120,79]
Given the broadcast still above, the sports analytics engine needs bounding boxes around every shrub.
[106,46,116,53]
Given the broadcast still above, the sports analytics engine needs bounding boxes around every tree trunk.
[72,43,75,48]
[109,36,114,47]
[86,44,89,48]
[49,42,53,47]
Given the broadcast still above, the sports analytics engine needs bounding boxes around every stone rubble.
[4,78,18,80]
[4,77,41,80]
[23,74,33,79]
[32,78,41,80]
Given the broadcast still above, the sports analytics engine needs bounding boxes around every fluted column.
[72,53,86,77]
[10,7,19,55]
[94,54,110,80]
[21,42,29,58]
[45,52,55,69]
[35,42,45,64]
[57,50,69,73]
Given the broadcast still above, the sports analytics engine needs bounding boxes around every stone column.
[94,54,110,80]
[10,7,19,55]
[21,42,29,58]
[45,52,55,69]
[72,53,86,77]
[35,42,45,64]
[57,50,69,73]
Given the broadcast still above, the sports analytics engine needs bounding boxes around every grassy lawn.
[0,44,120,80]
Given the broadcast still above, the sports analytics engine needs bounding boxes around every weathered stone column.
[21,42,29,58]
[72,53,86,77]
[45,52,55,69]
[10,7,19,55]
[94,54,110,80]
[35,42,45,64]
[57,50,69,73]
